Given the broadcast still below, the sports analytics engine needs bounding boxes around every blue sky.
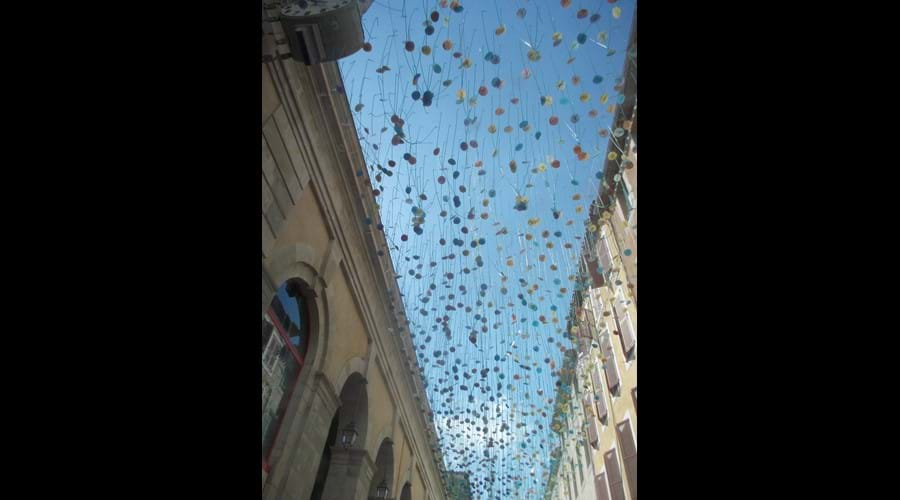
[339,1,636,497]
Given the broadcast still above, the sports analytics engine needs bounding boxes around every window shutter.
[578,316,592,354]
[601,336,620,392]
[578,336,592,356]
[591,366,608,422]
[582,394,594,418]
[617,420,637,499]
[586,254,605,287]
[583,306,597,339]
[617,181,634,220]
[571,460,579,497]
[586,418,599,448]
[590,289,605,327]
[595,472,611,500]
[604,449,627,500]
[614,287,627,317]
[598,236,613,275]
[578,315,592,339]
[619,311,636,355]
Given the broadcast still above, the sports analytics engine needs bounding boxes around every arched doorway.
[399,482,412,500]
[315,373,372,500]
[334,373,369,449]
[369,439,394,500]
[262,279,314,472]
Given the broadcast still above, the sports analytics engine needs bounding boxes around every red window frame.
[262,303,308,472]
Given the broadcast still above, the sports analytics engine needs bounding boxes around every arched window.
[262,280,312,471]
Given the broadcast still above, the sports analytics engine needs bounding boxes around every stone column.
[265,373,340,500]
[319,447,376,500]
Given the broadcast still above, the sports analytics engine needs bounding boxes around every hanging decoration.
[338,1,637,496]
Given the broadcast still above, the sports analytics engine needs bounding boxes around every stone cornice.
[266,52,447,500]
[308,61,449,497]
[262,4,447,493]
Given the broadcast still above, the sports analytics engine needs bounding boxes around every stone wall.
[260,34,446,500]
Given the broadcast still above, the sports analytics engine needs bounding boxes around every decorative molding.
[263,56,448,497]
[266,242,321,284]
[319,237,342,283]
[333,357,368,401]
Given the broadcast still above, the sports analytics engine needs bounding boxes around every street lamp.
[340,421,358,449]
[375,479,389,499]
[341,381,364,449]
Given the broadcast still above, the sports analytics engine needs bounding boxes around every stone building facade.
[261,2,448,499]
[547,17,637,500]
[544,353,599,500]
